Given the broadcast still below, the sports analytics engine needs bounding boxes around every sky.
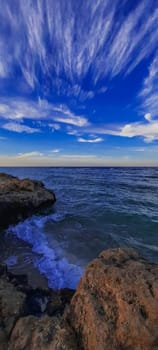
[0,0,158,166]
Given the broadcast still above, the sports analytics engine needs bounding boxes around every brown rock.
[9,315,60,350]
[64,248,158,350]
[9,316,77,350]
[0,173,56,229]
[52,320,78,350]
[1,247,158,350]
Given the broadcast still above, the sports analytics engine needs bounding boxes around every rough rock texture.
[0,264,75,350]
[9,315,61,350]
[9,316,77,350]
[0,173,56,229]
[2,248,158,350]
[65,248,158,350]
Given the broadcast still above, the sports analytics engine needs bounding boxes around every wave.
[7,213,83,289]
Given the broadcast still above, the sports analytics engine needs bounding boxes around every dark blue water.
[1,167,158,289]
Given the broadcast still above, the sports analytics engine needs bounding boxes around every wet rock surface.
[0,173,56,229]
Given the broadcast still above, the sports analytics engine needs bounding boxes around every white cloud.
[17,152,43,158]
[2,122,40,133]
[67,130,79,136]
[0,97,88,129]
[0,0,157,97]
[54,116,88,127]
[119,121,158,143]
[144,113,152,122]
[78,137,103,143]
[49,123,61,131]
[139,53,158,117]
[85,116,158,143]
[50,149,60,153]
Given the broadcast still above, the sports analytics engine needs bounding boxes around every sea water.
[1,167,158,289]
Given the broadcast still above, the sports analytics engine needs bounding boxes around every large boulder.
[8,248,158,350]
[0,173,56,229]
[64,248,158,350]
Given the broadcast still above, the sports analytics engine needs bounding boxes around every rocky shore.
[0,173,56,230]
[0,248,158,350]
[0,173,158,349]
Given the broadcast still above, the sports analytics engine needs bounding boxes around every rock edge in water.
[1,248,158,350]
[0,172,56,229]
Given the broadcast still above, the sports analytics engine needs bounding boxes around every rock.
[9,315,61,350]
[0,173,56,229]
[63,248,158,350]
[1,247,158,350]
[9,316,78,350]
[0,328,8,350]
[0,277,26,336]
[51,320,78,350]
[46,289,75,317]
[0,265,74,349]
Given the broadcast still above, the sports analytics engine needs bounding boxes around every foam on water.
[8,214,83,289]
[2,166,158,287]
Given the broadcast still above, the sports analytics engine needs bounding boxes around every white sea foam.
[8,213,83,289]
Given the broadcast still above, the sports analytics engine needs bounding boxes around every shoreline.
[0,172,158,349]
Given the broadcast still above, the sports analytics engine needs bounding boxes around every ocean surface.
[1,167,158,290]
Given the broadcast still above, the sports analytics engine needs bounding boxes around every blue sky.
[0,0,158,166]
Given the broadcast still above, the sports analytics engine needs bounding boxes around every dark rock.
[0,173,56,230]
[0,278,26,336]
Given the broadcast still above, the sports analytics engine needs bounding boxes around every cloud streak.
[139,52,158,117]
[0,97,88,129]
[2,122,40,133]
[0,0,157,98]
[86,114,158,143]
[17,151,43,158]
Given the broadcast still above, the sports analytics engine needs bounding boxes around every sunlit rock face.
[64,248,158,350]
[0,173,56,229]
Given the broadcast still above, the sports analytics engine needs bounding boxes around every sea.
[1,167,158,290]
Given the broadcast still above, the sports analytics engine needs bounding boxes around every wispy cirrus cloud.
[53,115,88,127]
[0,0,157,98]
[48,123,61,131]
[139,52,158,117]
[0,97,88,128]
[2,122,40,133]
